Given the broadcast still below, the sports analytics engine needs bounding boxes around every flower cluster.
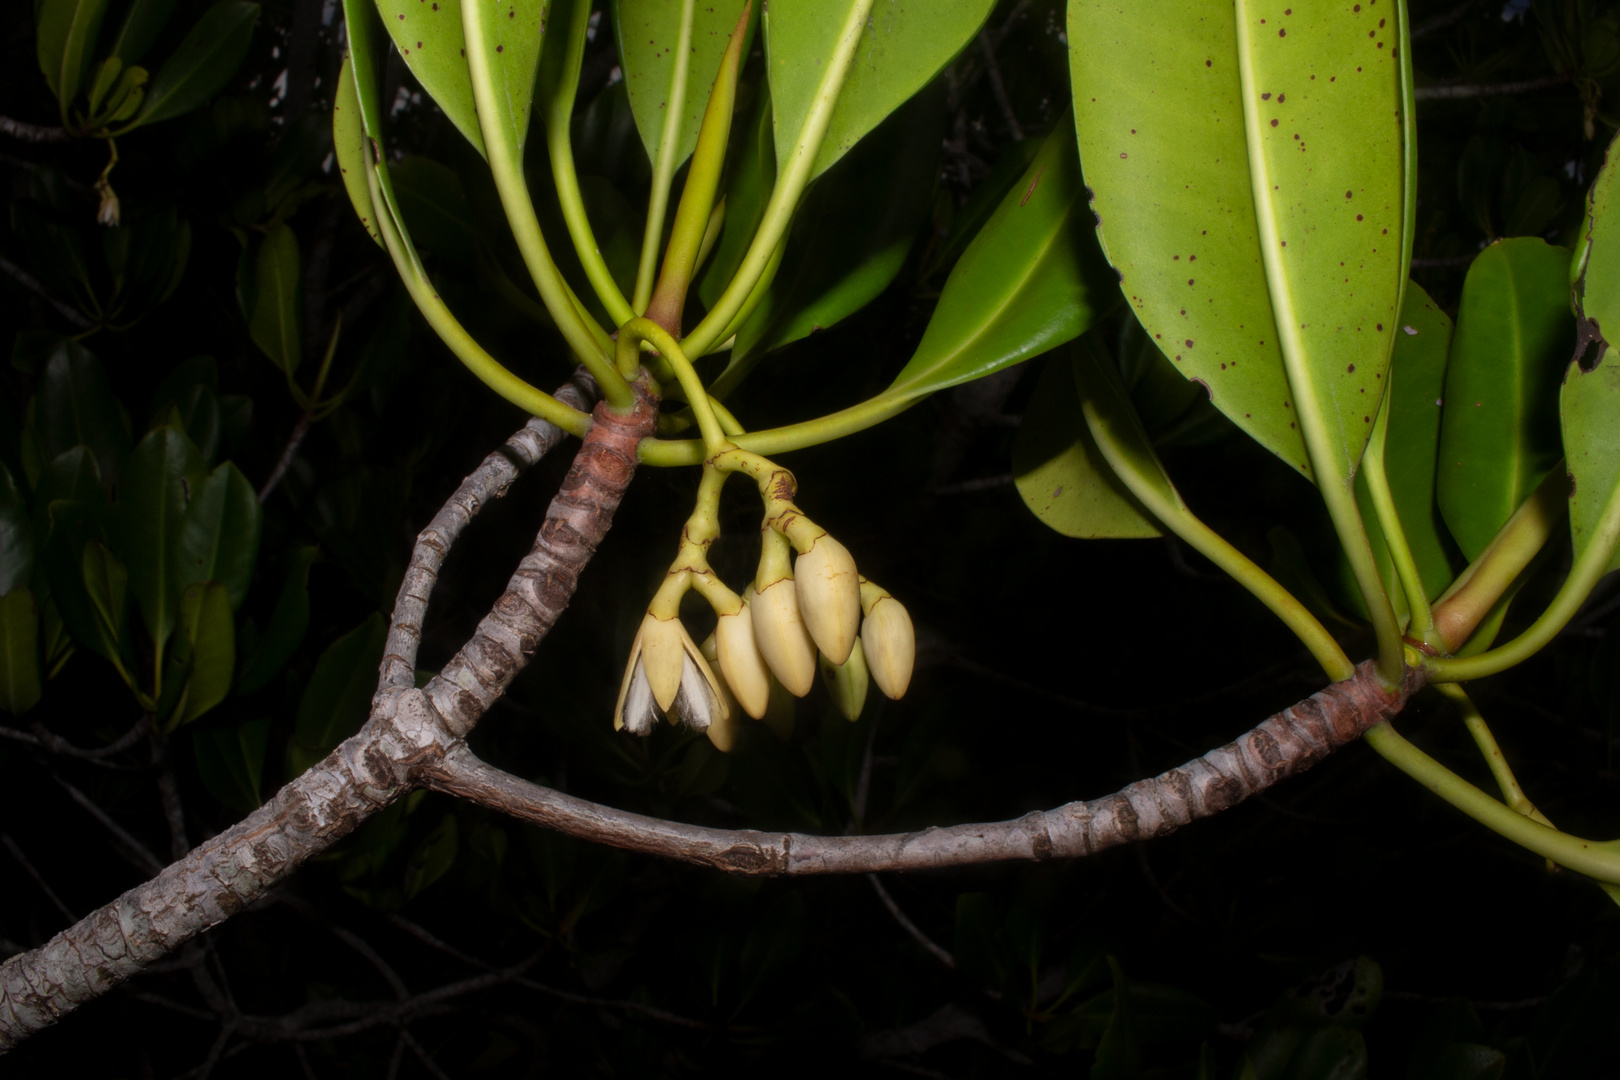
[614,464,913,750]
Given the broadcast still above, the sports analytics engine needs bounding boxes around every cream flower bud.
[699,634,744,751]
[638,614,688,712]
[793,533,861,665]
[819,637,870,721]
[715,605,771,720]
[862,594,914,699]
[749,579,817,696]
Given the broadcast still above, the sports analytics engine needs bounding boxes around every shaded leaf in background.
[248,224,302,376]
[113,426,205,655]
[168,580,233,725]
[28,341,131,488]
[1436,238,1571,559]
[723,85,943,383]
[765,0,995,180]
[1379,282,1458,601]
[402,813,459,901]
[107,0,178,65]
[0,463,33,595]
[612,0,754,169]
[1014,352,1158,539]
[287,612,388,776]
[885,119,1117,400]
[392,156,477,263]
[1091,957,1144,1080]
[0,589,42,716]
[174,462,260,611]
[192,715,270,813]
[136,1,259,127]
[37,0,110,116]
[236,545,318,695]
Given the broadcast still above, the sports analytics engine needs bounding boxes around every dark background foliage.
[3,0,1620,1075]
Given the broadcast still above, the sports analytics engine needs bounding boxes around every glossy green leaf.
[1117,317,1228,449]
[1014,353,1159,539]
[885,120,1118,400]
[1436,238,1571,559]
[81,540,129,660]
[613,0,753,168]
[37,0,110,114]
[1378,281,1458,600]
[1071,0,1407,483]
[287,612,387,776]
[107,0,177,64]
[249,224,303,376]
[1073,337,1188,517]
[114,427,205,652]
[193,716,270,812]
[137,1,259,126]
[698,90,774,310]
[0,589,43,715]
[460,0,547,154]
[32,340,131,486]
[332,54,382,247]
[765,0,995,181]
[87,55,124,114]
[403,813,460,900]
[169,580,234,725]
[928,137,1042,278]
[374,0,484,155]
[1562,347,1620,576]
[0,463,33,595]
[236,546,318,695]
[175,463,260,611]
[725,86,941,378]
[392,156,476,262]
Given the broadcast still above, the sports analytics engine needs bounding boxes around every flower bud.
[749,579,817,696]
[700,634,744,751]
[760,675,796,741]
[638,614,688,712]
[715,605,771,719]
[793,533,861,665]
[862,594,914,699]
[819,637,869,721]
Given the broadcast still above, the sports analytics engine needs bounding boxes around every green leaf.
[0,589,43,715]
[1013,353,1159,539]
[374,0,484,155]
[0,463,34,595]
[136,1,259,127]
[193,715,270,812]
[37,0,110,116]
[765,0,995,181]
[287,612,387,776]
[612,0,753,169]
[928,136,1042,278]
[1091,958,1143,1080]
[724,85,941,378]
[402,813,459,900]
[1436,238,1571,559]
[1562,346,1620,577]
[885,119,1118,400]
[460,0,547,156]
[392,156,476,262]
[1379,282,1458,600]
[168,580,234,725]
[81,540,129,660]
[736,891,808,1006]
[32,340,132,486]
[1070,0,1408,483]
[697,89,774,310]
[236,545,317,695]
[248,224,303,376]
[106,0,177,65]
[86,55,123,114]
[113,427,206,653]
[150,356,223,464]
[332,54,382,247]
[174,463,260,611]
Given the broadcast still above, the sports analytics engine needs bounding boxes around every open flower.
[615,614,728,735]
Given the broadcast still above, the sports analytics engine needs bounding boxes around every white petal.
[621,660,661,735]
[671,655,720,732]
